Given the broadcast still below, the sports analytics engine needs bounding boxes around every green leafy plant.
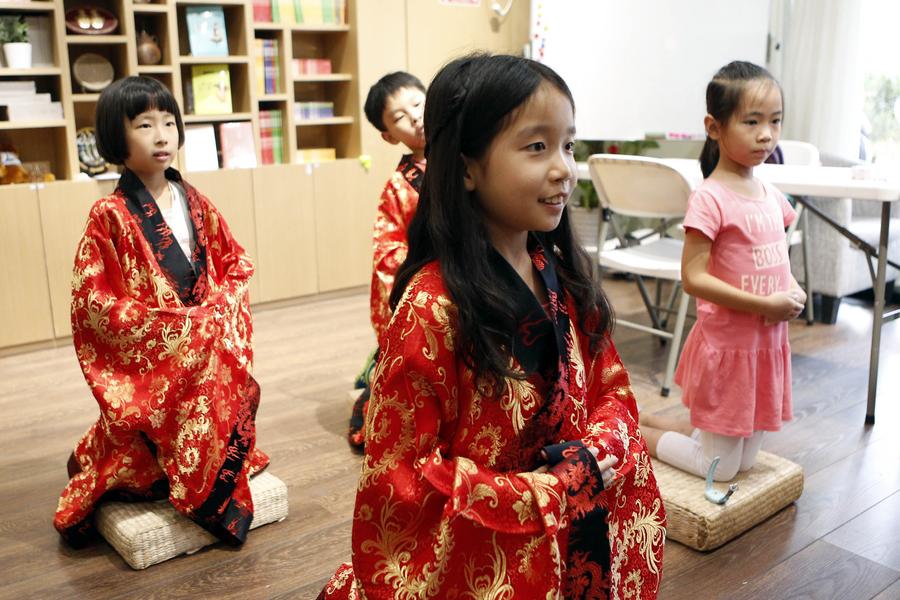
[0,15,29,44]
[573,139,660,209]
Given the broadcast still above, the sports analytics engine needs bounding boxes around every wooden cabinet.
[0,185,55,347]
[251,163,318,302]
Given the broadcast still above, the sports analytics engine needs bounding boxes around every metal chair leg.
[661,289,690,396]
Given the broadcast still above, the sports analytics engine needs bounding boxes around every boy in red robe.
[348,72,427,450]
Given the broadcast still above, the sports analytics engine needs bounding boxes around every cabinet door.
[185,169,262,303]
[252,164,319,302]
[38,180,114,338]
[312,158,380,292]
[0,185,54,348]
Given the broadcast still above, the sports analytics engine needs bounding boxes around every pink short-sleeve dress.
[674,178,797,437]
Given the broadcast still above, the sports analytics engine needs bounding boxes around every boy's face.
[123,108,179,178]
[381,86,426,153]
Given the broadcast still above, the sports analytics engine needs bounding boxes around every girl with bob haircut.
[319,54,665,600]
[641,61,803,483]
[54,76,269,546]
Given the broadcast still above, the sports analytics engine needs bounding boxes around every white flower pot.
[3,42,32,69]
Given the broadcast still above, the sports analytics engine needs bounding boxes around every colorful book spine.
[259,109,284,165]
[253,0,272,22]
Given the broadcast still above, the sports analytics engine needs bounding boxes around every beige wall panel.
[251,165,319,302]
[355,0,408,162]
[185,169,262,302]
[405,0,531,83]
[37,179,114,338]
[0,186,54,347]
[313,158,383,292]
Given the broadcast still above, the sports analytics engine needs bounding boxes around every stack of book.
[292,58,331,77]
[251,0,347,24]
[259,109,284,164]
[0,81,63,122]
[294,101,333,121]
[253,38,282,95]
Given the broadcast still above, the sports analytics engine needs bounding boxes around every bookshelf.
[251,0,355,165]
[0,0,356,180]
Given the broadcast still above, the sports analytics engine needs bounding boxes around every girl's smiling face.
[463,82,577,253]
[123,108,179,179]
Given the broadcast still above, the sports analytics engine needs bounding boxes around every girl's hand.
[588,446,619,488]
[762,290,805,323]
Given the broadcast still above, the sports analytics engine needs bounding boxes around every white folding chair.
[588,154,692,396]
[777,139,817,324]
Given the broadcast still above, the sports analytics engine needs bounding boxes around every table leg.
[865,203,891,424]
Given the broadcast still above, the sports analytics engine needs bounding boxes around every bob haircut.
[95,76,185,165]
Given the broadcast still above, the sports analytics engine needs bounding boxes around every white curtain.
[781,0,864,160]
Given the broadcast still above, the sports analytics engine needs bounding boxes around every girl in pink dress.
[640,61,806,481]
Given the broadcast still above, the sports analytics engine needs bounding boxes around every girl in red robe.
[319,54,665,600]
[54,77,268,547]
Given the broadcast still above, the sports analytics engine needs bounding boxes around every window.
[861,0,900,165]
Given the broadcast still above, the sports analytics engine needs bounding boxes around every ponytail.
[699,136,719,179]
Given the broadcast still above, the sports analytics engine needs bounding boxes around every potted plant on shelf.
[0,15,31,69]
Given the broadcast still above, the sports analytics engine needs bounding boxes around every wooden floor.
[1,278,898,600]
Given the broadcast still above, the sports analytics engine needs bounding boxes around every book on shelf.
[253,38,281,95]
[294,147,335,164]
[253,0,272,22]
[294,101,334,120]
[218,121,257,169]
[259,109,283,165]
[292,58,331,77]
[191,64,233,115]
[276,0,296,24]
[296,0,347,24]
[0,84,63,121]
[184,124,220,171]
[185,5,229,57]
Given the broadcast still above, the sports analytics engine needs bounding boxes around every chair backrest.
[778,140,821,166]
[587,154,692,219]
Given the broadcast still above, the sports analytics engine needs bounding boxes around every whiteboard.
[531,0,770,140]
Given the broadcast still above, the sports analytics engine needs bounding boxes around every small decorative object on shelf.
[76,127,108,176]
[0,15,32,69]
[185,5,228,57]
[0,145,54,185]
[73,52,114,92]
[136,30,162,65]
[64,7,119,36]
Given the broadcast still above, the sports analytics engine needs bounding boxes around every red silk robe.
[322,241,666,599]
[369,154,424,346]
[54,168,268,546]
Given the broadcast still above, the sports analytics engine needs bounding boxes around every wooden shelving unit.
[251,1,357,165]
[0,0,357,179]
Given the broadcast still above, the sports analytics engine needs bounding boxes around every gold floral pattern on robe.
[321,258,665,599]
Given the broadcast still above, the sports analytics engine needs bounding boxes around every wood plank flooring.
[0,278,897,600]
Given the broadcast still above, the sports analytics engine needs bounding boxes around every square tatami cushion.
[653,451,803,551]
[96,471,288,569]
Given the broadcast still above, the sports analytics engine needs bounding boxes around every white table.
[577,160,900,423]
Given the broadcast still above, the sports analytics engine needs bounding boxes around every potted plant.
[0,15,31,69]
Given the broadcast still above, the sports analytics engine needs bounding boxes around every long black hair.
[389,53,613,382]
[700,61,781,178]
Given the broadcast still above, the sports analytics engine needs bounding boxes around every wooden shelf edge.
[132,4,170,13]
[183,112,253,123]
[66,34,128,45]
[179,55,250,65]
[0,66,61,76]
[292,74,352,83]
[0,119,67,130]
[0,2,57,12]
[258,94,288,102]
[294,117,353,127]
